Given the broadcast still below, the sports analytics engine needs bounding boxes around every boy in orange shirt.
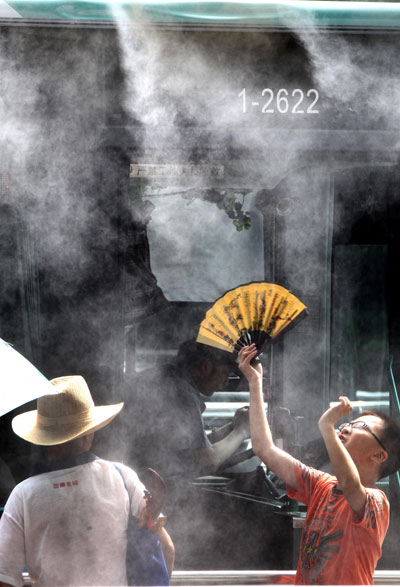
[239,344,400,585]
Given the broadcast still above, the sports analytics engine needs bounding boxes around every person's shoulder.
[18,469,56,487]
[3,473,44,508]
[93,458,146,494]
[365,485,390,507]
[295,461,334,489]
[112,461,145,487]
[112,461,147,508]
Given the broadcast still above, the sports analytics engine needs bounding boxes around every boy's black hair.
[360,410,400,479]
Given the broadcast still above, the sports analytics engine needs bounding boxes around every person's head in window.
[176,339,236,396]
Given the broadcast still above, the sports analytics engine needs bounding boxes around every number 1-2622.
[239,88,319,114]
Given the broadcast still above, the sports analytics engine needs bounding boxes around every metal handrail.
[388,357,400,503]
[389,357,400,419]
[6,0,400,28]
[171,570,400,585]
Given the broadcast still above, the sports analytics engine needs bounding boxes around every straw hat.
[12,375,123,446]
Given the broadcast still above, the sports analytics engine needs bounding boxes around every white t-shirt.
[0,457,146,586]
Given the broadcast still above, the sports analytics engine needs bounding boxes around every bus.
[1,0,400,575]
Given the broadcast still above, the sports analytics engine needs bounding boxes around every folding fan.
[197,282,308,356]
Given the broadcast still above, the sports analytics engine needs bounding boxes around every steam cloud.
[0,30,106,279]
[0,9,394,443]
[0,7,398,569]
[111,11,395,440]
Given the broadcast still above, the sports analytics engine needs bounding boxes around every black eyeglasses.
[338,421,387,453]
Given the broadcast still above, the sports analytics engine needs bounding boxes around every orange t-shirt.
[287,462,389,585]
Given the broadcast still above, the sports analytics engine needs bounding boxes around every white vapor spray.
[111,7,398,541]
[0,4,398,573]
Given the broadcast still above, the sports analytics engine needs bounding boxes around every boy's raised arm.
[318,397,367,517]
[239,344,299,490]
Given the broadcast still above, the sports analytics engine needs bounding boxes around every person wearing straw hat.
[0,375,174,587]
